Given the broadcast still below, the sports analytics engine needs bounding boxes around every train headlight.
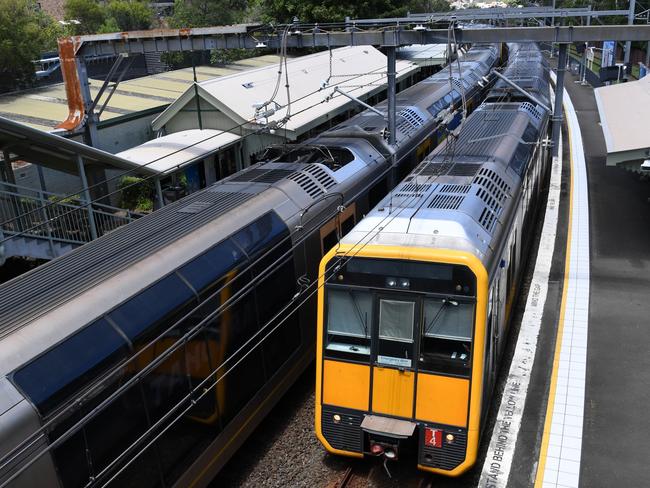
[446,433,455,443]
[399,278,410,289]
[386,277,397,287]
[333,414,341,424]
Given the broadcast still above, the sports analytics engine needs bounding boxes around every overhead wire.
[0,46,496,485]
[0,66,468,488]
[0,60,415,245]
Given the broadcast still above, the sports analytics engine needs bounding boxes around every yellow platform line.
[534,96,575,488]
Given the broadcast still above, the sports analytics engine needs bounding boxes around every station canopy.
[152,46,419,139]
[595,75,650,166]
[115,129,240,174]
[0,115,157,175]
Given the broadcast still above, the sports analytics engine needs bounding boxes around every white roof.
[153,46,418,137]
[397,44,448,66]
[116,129,240,174]
[594,75,650,155]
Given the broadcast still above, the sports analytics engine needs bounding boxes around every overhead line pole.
[552,44,568,159]
[624,0,637,65]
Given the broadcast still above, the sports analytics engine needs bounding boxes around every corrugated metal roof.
[152,46,419,137]
[594,75,650,156]
[116,129,241,174]
[0,55,281,131]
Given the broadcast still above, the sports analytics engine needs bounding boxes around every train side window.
[322,228,338,254]
[232,211,289,265]
[341,215,355,236]
[12,318,129,417]
[50,365,158,488]
[418,298,474,377]
[108,274,196,345]
[325,287,372,360]
[256,243,301,375]
[178,239,246,294]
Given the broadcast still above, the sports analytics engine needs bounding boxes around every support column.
[192,54,203,130]
[2,149,16,186]
[155,177,164,209]
[552,44,568,159]
[76,155,98,240]
[624,0,636,66]
[77,57,99,147]
[386,45,397,188]
[387,46,396,147]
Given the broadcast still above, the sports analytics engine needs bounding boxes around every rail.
[0,181,143,251]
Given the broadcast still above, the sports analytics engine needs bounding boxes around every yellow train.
[315,43,551,476]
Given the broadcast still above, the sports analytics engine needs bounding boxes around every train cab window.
[419,297,474,377]
[12,318,129,417]
[325,288,372,360]
[378,299,415,342]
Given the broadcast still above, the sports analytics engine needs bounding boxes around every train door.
[370,295,419,419]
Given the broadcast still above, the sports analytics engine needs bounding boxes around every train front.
[315,243,487,476]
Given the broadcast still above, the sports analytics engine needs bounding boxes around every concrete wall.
[13,164,82,196]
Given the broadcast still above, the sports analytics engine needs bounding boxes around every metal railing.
[0,182,144,251]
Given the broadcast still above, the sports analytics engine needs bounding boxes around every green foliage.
[118,175,154,213]
[210,47,265,64]
[106,0,152,31]
[64,0,106,34]
[64,0,152,33]
[254,0,452,24]
[407,0,452,13]
[0,0,61,92]
[169,0,247,28]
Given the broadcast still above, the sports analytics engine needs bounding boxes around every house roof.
[152,46,419,137]
[0,55,281,131]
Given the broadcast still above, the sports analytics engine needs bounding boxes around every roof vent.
[518,102,543,124]
[396,107,426,136]
[303,164,336,190]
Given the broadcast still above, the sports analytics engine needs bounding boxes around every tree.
[0,0,60,92]
[255,0,451,24]
[169,0,247,28]
[64,0,105,34]
[105,0,153,31]
[408,0,452,13]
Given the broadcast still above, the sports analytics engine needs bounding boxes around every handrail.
[0,182,144,253]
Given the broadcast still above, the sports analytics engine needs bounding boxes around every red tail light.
[424,427,442,448]
[371,443,384,455]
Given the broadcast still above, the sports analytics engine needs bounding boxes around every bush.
[118,175,154,212]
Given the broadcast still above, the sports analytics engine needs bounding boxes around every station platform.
[479,65,650,487]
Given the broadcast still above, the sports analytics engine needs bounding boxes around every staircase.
[0,182,144,264]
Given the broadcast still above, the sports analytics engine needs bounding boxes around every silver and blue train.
[0,45,500,487]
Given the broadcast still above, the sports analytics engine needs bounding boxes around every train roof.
[487,43,551,107]
[341,101,549,270]
[0,139,385,343]
[322,44,499,156]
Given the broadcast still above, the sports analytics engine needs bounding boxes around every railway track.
[328,463,433,488]
[329,466,372,488]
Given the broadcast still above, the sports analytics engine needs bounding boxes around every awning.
[116,129,241,174]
